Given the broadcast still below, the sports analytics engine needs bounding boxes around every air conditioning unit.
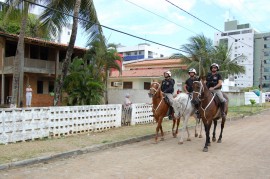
[113,82,123,87]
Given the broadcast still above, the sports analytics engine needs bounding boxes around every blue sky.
[74,0,269,56]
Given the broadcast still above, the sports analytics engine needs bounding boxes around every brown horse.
[149,82,180,142]
[192,78,228,152]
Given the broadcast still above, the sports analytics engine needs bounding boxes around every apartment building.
[117,43,164,61]
[214,20,255,89]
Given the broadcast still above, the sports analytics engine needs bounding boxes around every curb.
[0,133,157,171]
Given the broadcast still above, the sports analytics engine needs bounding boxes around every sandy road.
[1,110,270,179]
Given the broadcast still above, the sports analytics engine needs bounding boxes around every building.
[108,58,187,104]
[117,43,164,61]
[254,32,270,90]
[54,23,72,44]
[0,31,86,107]
[214,20,255,89]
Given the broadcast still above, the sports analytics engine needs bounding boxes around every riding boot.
[168,106,173,120]
[220,102,226,117]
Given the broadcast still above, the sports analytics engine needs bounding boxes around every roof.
[124,58,185,69]
[110,68,168,78]
[110,57,187,78]
[0,31,86,51]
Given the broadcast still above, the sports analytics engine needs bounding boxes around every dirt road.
[1,110,270,179]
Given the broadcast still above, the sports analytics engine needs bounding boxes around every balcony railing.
[4,56,62,74]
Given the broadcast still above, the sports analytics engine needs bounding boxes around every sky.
[75,0,270,56]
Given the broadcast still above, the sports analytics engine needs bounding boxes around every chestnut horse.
[192,79,228,152]
[149,82,180,142]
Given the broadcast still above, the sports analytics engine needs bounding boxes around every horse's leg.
[199,120,203,138]
[155,117,160,143]
[172,118,176,137]
[175,117,180,137]
[194,115,198,137]
[212,120,217,142]
[203,122,210,152]
[218,116,226,143]
[178,115,188,144]
[160,119,164,141]
[186,125,191,141]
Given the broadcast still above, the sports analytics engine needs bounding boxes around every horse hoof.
[217,139,222,143]
[187,138,191,141]
[203,147,208,152]
[195,133,198,137]
[208,142,211,146]
[212,138,216,142]
[199,135,203,138]
[178,141,183,145]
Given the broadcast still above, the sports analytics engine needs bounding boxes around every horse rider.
[206,63,227,117]
[161,70,175,120]
[184,68,200,118]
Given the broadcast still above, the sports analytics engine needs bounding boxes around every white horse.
[172,93,203,144]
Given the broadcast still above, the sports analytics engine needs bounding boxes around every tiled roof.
[111,68,170,78]
[124,58,183,68]
[0,31,86,51]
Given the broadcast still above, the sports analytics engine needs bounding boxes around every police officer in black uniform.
[184,68,200,118]
[184,68,198,94]
[206,63,226,117]
[161,71,175,120]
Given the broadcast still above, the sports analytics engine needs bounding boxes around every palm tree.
[63,57,104,105]
[39,0,101,106]
[86,36,121,104]
[3,0,41,107]
[175,34,245,79]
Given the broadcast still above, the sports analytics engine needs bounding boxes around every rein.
[193,81,215,120]
[149,82,164,115]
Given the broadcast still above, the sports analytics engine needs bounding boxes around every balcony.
[3,56,62,74]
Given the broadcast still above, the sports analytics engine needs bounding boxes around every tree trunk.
[11,2,29,107]
[53,0,81,106]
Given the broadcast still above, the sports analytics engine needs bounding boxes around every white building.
[55,23,72,44]
[117,43,164,61]
[214,20,255,89]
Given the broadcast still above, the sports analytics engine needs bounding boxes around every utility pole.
[259,49,263,106]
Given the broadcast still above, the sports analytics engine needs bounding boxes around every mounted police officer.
[184,68,198,94]
[161,70,175,120]
[206,63,227,117]
[184,68,200,118]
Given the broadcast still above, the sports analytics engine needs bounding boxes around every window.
[5,41,17,57]
[49,81,54,92]
[68,31,71,35]
[228,31,240,35]
[37,81,43,94]
[40,47,49,60]
[30,45,39,59]
[123,82,132,89]
[144,82,151,90]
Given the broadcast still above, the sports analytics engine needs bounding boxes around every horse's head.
[192,80,204,105]
[148,82,161,98]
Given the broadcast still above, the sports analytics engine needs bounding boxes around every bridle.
[149,82,164,113]
[149,82,161,97]
[193,81,204,100]
[193,80,216,119]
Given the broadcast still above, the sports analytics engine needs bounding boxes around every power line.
[164,0,253,48]
[21,0,187,53]
[125,0,198,35]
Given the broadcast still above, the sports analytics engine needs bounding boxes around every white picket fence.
[0,104,153,144]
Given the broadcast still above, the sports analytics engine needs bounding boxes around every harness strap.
[200,93,216,121]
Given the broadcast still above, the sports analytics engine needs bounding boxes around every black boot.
[168,106,173,120]
[220,102,226,117]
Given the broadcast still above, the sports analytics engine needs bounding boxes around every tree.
[63,57,104,105]
[39,0,101,106]
[2,0,49,107]
[174,34,245,79]
[86,35,121,104]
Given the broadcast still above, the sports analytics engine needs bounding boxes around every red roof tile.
[111,68,171,78]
